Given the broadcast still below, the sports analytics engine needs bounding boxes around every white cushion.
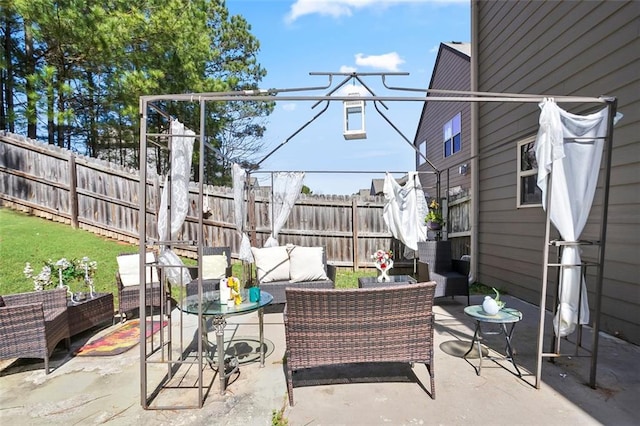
[202,254,228,280]
[288,246,329,283]
[117,252,158,287]
[251,246,290,283]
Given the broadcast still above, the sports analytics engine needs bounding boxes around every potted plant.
[425,199,445,230]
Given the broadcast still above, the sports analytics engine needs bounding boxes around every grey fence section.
[1,132,404,268]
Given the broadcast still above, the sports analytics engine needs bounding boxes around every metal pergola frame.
[137,72,616,408]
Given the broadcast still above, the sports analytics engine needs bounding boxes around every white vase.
[482,296,500,315]
[376,260,393,282]
[219,278,231,305]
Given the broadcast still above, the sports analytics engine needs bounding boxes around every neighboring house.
[472,1,639,344]
[414,41,472,257]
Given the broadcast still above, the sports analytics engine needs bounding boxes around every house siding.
[415,43,472,196]
[476,1,640,343]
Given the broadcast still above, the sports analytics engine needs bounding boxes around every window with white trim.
[443,113,461,157]
[517,137,542,207]
[418,140,426,165]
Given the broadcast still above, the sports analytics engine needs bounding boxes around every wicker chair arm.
[0,303,46,336]
[3,288,68,311]
[326,264,337,282]
[452,259,470,276]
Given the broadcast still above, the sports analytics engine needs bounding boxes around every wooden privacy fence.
[0,132,416,268]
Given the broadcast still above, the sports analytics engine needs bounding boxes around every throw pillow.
[251,246,290,283]
[288,246,329,283]
[117,252,158,287]
[202,254,228,280]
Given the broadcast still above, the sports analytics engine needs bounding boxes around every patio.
[0,293,638,426]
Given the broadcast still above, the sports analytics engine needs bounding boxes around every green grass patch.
[0,208,138,300]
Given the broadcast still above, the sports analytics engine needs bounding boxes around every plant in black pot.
[425,199,445,230]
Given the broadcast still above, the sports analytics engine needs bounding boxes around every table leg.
[501,322,522,377]
[463,321,483,376]
[211,315,227,395]
[259,308,265,368]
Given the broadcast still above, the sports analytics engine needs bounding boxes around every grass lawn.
[0,208,373,302]
[1,208,488,303]
[0,208,139,300]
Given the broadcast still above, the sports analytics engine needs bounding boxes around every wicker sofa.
[251,245,336,304]
[0,288,70,374]
[283,281,437,405]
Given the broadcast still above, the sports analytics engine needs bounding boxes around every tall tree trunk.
[2,11,15,132]
[47,84,55,145]
[24,20,37,139]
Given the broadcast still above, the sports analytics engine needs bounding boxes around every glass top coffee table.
[358,274,418,288]
[179,290,273,395]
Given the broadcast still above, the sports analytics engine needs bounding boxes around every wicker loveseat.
[251,245,336,304]
[283,281,437,405]
[0,288,70,374]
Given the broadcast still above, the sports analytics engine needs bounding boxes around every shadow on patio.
[0,294,638,425]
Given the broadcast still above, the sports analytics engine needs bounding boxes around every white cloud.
[340,65,357,73]
[282,103,297,111]
[285,0,468,23]
[285,0,400,24]
[355,52,405,72]
[429,45,439,53]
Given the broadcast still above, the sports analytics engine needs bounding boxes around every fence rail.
[1,132,429,268]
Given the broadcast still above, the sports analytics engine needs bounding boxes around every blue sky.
[226,0,470,195]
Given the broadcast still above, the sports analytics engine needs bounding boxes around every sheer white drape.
[263,172,305,247]
[382,172,428,257]
[157,119,195,286]
[535,99,612,337]
[233,163,253,262]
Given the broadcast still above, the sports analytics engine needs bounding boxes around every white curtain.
[157,119,195,286]
[382,172,428,256]
[232,163,253,263]
[263,172,305,248]
[535,99,613,337]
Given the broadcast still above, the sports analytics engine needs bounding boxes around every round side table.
[463,305,523,377]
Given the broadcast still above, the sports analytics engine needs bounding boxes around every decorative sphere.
[482,296,500,315]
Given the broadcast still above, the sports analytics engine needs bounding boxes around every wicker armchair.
[283,281,437,406]
[185,247,233,297]
[116,252,162,322]
[0,288,70,374]
[418,240,470,305]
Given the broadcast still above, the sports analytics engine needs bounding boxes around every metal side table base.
[463,306,523,377]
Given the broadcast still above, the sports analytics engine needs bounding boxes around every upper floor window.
[418,140,427,165]
[517,137,542,207]
[443,113,461,157]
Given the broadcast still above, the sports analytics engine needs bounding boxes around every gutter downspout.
[470,1,479,286]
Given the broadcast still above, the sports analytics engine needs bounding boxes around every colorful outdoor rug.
[75,319,166,357]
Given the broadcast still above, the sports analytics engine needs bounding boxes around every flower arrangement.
[24,257,97,295]
[371,249,393,270]
[227,276,243,305]
[425,199,444,229]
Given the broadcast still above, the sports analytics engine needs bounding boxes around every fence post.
[68,154,79,229]
[352,198,359,271]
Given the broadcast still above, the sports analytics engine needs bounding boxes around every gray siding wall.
[415,44,472,197]
[476,1,640,343]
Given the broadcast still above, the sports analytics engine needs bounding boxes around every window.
[418,140,426,165]
[517,137,542,207]
[443,113,461,157]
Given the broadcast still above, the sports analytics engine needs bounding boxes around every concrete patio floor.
[1,293,638,425]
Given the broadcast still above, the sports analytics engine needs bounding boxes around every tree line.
[1,0,272,184]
